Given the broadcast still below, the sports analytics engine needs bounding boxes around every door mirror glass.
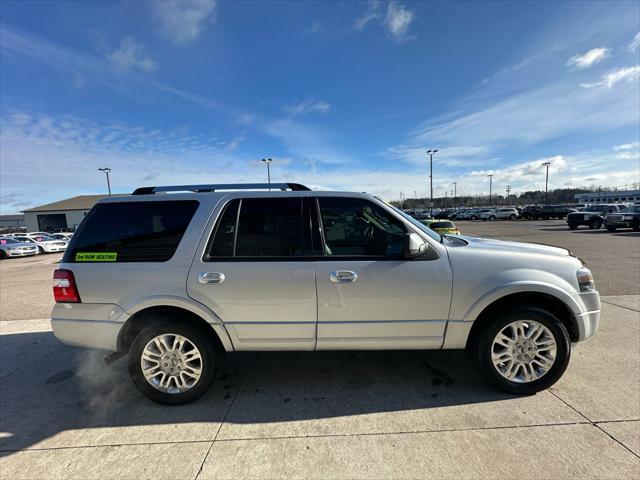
[404,233,427,259]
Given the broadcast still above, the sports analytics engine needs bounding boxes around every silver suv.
[51,183,600,405]
[480,208,519,221]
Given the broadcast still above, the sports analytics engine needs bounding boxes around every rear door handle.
[198,272,225,284]
[329,270,358,284]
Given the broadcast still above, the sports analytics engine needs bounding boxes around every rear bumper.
[51,303,128,351]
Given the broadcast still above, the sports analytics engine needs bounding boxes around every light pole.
[452,182,457,208]
[487,174,493,207]
[261,158,272,190]
[541,161,550,205]
[427,149,438,216]
[98,167,112,196]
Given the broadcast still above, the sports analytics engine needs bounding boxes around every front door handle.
[198,272,225,284]
[329,270,358,284]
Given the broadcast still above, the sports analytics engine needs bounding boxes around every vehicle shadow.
[0,331,517,455]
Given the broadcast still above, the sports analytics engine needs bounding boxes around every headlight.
[577,267,595,292]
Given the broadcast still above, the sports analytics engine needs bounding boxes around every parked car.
[567,204,625,230]
[480,208,519,221]
[50,233,73,241]
[13,235,67,254]
[538,205,577,220]
[0,237,38,258]
[51,182,600,405]
[604,204,640,232]
[434,209,456,220]
[521,205,541,220]
[419,219,461,235]
[25,231,51,237]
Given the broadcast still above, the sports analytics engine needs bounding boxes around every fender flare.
[463,281,581,322]
[118,295,235,352]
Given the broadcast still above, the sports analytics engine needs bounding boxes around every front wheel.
[589,218,602,229]
[509,215,516,221]
[38,246,45,254]
[568,224,578,230]
[469,307,570,394]
[606,226,617,232]
[128,321,221,405]
[489,216,496,221]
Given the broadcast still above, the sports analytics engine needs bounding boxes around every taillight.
[53,269,81,303]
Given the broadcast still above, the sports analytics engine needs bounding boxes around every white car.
[0,237,38,258]
[50,233,73,241]
[481,208,520,221]
[14,235,67,254]
[51,183,600,405]
[25,231,51,237]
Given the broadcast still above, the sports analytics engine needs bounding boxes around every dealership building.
[22,195,125,232]
[574,189,640,204]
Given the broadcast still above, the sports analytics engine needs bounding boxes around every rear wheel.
[469,307,570,394]
[38,246,45,254]
[568,224,578,230]
[509,215,516,221]
[128,320,221,405]
[606,226,617,232]
[0,250,6,259]
[489,216,496,221]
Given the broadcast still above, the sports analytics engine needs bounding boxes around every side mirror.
[404,232,427,259]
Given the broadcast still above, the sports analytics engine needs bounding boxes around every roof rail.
[131,183,310,195]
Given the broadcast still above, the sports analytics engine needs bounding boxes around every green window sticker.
[75,252,117,262]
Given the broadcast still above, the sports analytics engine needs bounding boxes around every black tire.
[38,246,45,254]
[509,215,516,221]
[471,215,477,220]
[633,220,640,232]
[606,226,617,232]
[469,307,571,395]
[0,250,6,259]
[128,320,222,405]
[489,216,496,221]
[589,218,602,229]
[568,224,578,230]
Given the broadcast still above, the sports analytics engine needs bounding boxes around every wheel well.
[117,306,225,353]
[465,292,579,349]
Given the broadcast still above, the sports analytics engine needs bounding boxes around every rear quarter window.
[66,200,199,262]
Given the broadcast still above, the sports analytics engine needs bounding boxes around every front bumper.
[573,290,601,341]
[6,249,37,257]
[604,220,632,228]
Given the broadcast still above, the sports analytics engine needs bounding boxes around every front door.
[188,196,318,350]
[313,197,452,349]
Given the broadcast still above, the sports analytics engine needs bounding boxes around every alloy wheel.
[140,333,203,394]
[490,320,557,383]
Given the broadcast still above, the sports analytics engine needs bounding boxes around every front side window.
[318,198,406,257]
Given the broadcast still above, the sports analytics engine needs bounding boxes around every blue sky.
[1,0,639,213]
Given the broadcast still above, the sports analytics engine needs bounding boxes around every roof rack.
[132,183,311,195]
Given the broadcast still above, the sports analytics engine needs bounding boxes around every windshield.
[392,206,442,242]
[430,221,453,229]
[622,205,640,213]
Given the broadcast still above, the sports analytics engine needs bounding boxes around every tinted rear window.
[68,200,199,262]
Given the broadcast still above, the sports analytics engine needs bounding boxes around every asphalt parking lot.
[0,220,638,479]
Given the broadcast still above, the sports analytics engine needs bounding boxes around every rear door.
[313,196,452,350]
[187,196,320,351]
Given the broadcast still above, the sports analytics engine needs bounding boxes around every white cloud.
[566,47,609,69]
[384,3,415,42]
[107,37,157,73]
[580,65,640,89]
[353,1,381,30]
[614,142,639,151]
[226,136,244,151]
[152,0,217,46]
[630,32,640,51]
[283,100,331,116]
[353,1,416,42]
